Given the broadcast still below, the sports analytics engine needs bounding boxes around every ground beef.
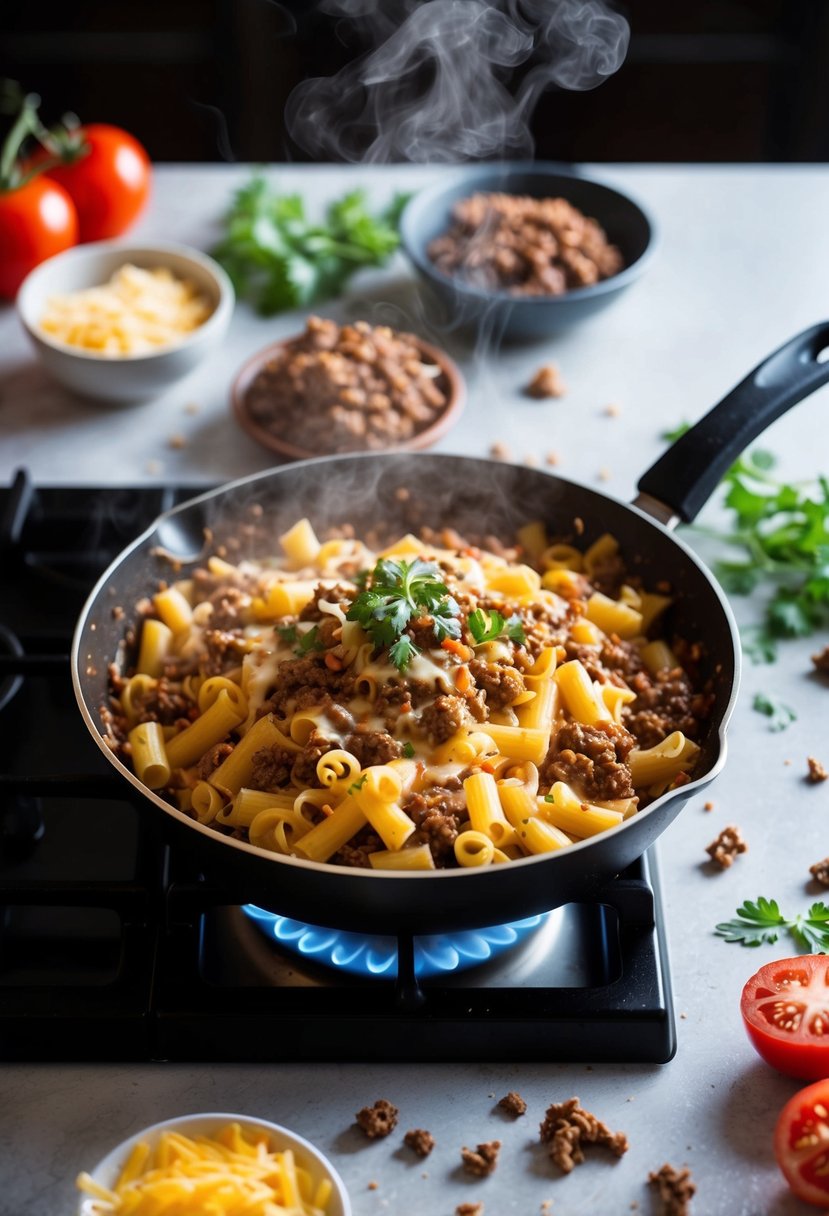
[419,693,466,744]
[497,1091,527,1117]
[298,583,355,621]
[649,1163,696,1215]
[542,721,635,801]
[249,743,296,791]
[525,363,566,398]
[624,666,710,749]
[334,833,383,868]
[355,1099,399,1139]
[810,857,829,886]
[262,655,354,718]
[808,756,828,783]
[564,634,644,687]
[461,1141,500,1177]
[206,584,249,630]
[196,742,234,781]
[539,1098,628,1173]
[456,1205,483,1216]
[290,731,333,787]
[812,645,829,674]
[201,628,247,677]
[469,660,525,711]
[404,786,467,865]
[404,1129,435,1157]
[705,825,747,869]
[345,727,403,768]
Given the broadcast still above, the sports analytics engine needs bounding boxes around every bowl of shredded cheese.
[75,1113,351,1216]
[17,241,234,404]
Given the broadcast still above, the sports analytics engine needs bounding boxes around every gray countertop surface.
[2,164,829,1215]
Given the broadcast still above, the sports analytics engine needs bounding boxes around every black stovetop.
[0,471,676,1064]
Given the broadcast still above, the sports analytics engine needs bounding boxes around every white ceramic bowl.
[17,241,234,405]
[77,1112,351,1215]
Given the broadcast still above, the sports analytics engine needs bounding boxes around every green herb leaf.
[467,608,526,646]
[402,741,416,759]
[213,178,404,316]
[389,635,419,672]
[348,774,368,795]
[346,558,460,672]
[661,421,691,443]
[505,613,526,644]
[277,624,297,643]
[295,625,324,656]
[716,896,829,953]
[752,692,797,731]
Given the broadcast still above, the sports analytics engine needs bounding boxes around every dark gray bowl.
[399,163,656,341]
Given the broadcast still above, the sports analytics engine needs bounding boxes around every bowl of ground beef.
[400,163,656,340]
[232,316,465,460]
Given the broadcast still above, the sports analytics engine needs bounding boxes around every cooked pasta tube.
[120,673,158,725]
[583,532,619,572]
[208,714,293,795]
[541,567,585,595]
[316,748,361,788]
[293,795,368,862]
[207,555,238,578]
[486,564,541,597]
[516,677,558,732]
[479,723,549,765]
[279,517,321,567]
[152,586,193,634]
[541,542,584,571]
[165,689,246,770]
[216,787,296,828]
[454,830,495,867]
[352,768,413,851]
[517,519,547,561]
[524,646,558,681]
[585,591,643,640]
[538,782,625,837]
[253,580,318,620]
[464,771,518,848]
[249,807,314,854]
[128,721,170,789]
[554,659,608,726]
[198,675,248,718]
[135,618,173,678]
[515,816,572,855]
[570,619,604,646]
[639,590,673,632]
[598,682,637,724]
[640,639,678,675]
[628,731,700,786]
[192,779,226,824]
[369,843,436,870]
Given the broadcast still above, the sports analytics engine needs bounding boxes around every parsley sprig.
[662,424,829,661]
[346,558,461,672]
[213,178,407,316]
[467,607,526,646]
[716,896,829,951]
[752,691,797,731]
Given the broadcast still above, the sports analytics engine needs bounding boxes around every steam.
[286,0,629,163]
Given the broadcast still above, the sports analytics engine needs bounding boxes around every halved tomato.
[775,1080,829,1207]
[741,956,829,1080]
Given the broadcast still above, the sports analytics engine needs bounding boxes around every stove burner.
[242,905,547,978]
[0,625,23,713]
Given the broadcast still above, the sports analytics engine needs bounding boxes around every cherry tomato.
[775,1080,829,1207]
[741,956,829,1080]
[0,176,78,299]
[40,124,151,243]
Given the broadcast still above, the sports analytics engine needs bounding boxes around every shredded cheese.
[39,264,212,356]
[76,1122,334,1215]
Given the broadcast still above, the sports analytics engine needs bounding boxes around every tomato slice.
[775,1080,829,1207]
[741,956,829,1080]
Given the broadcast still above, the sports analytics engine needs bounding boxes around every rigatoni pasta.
[103,512,712,871]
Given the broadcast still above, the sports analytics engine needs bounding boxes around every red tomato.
[0,176,78,299]
[41,124,151,243]
[775,1080,829,1207]
[741,956,829,1080]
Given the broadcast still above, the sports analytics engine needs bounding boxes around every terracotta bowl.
[231,330,465,461]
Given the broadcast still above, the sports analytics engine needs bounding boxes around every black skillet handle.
[636,323,829,523]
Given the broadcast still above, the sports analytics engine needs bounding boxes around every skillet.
[73,323,829,934]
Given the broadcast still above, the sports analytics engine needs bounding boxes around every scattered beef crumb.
[545,450,559,466]
[604,403,621,417]
[168,433,187,449]
[111,605,125,621]
[703,801,714,812]
[355,1099,398,1139]
[526,364,566,399]
[461,1141,501,1177]
[456,1205,484,1216]
[498,1091,527,1117]
[807,756,828,783]
[810,857,829,887]
[539,1098,628,1174]
[403,1128,435,1157]
[812,645,829,674]
[367,1181,378,1191]
[490,441,511,461]
[648,1163,696,1215]
[705,825,748,869]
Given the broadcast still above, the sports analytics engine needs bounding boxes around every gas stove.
[0,471,676,1063]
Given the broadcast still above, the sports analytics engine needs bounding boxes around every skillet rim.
[70,452,740,882]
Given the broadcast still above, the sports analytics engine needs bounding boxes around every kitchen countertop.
[2,164,829,1214]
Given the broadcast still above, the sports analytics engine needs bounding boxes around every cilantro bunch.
[716,896,829,952]
[467,607,525,646]
[213,178,407,315]
[346,557,461,672]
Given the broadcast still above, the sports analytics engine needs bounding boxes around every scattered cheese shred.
[76,1122,334,1215]
[39,263,212,356]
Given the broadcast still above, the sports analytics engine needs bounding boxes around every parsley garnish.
[213,178,407,316]
[294,625,324,656]
[716,897,829,952]
[277,624,297,643]
[674,438,829,661]
[402,741,416,759]
[346,558,461,672]
[348,774,368,795]
[752,691,797,731]
[467,608,526,646]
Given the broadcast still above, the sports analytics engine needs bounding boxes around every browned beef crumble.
[648,1163,696,1215]
[807,756,828,783]
[705,825,747,869]
[810,857,829,887]
[812,645,829,674]
[355,1099,399,1139]
[419,693,467,744]
[404,786,467,865]
[542,721,635,801]
[259,655,356,719]
[497,1091,527,1117]
[624,667,706,749]
[403,1128,435,1157]
[333,832,383,868]
[196,742,234,781]
[249,743,297,791]
[468,659,525,711]
[205,584,250,630]
[539,1098,628,1173]
[456,1205,484,1216]
[298,583,355,621]
[525,363,566,399]
[461,1140,501,1177]
[344,727,402,768]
